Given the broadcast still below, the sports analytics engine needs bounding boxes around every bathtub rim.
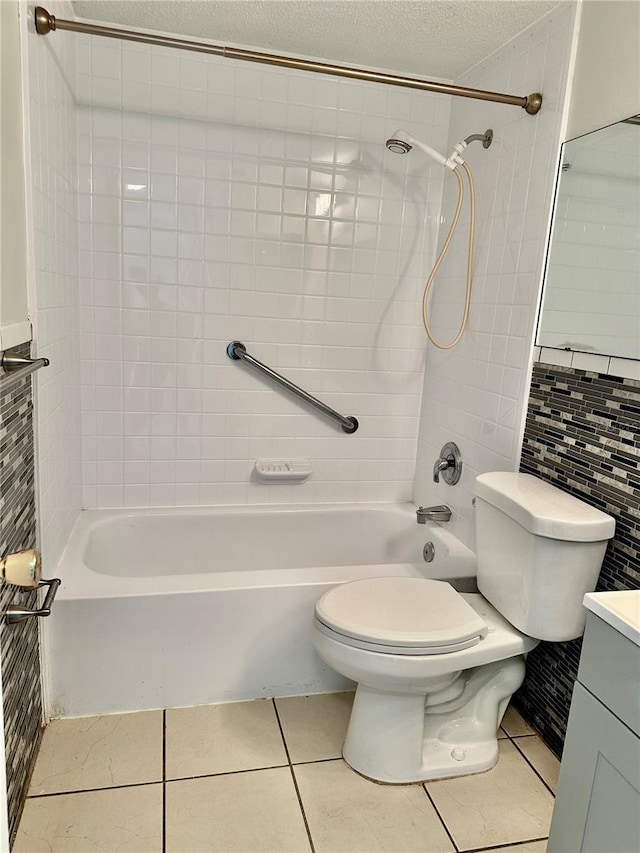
[55,501,477,601]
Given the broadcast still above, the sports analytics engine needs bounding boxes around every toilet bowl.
[312,473,616,783]
[314,579,536,782]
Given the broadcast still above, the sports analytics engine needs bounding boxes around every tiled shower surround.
[413,3,577,548]
[24,4,579,524]
[24,0,81,571]
[0,344,42,842]
[77,38,451,508]
[515,362,640,757]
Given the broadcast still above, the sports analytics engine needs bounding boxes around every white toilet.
[312,472,615,784]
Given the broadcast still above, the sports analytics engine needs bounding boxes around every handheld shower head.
[385,128,451,169]
[385,137,412,155]
[385,127,493,171]
[384,126,491,350]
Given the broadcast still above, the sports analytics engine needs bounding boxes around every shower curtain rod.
[34,6,542,115]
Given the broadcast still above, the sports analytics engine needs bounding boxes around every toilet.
[312,472,615,783]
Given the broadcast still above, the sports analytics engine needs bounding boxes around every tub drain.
[423,542,435,563]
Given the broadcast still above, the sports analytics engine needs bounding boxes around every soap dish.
[253,459,312,483]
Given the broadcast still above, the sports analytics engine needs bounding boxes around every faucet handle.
[433,442,462,485]
[433,457,450,482]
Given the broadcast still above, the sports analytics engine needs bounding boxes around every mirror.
[538,115,640,360]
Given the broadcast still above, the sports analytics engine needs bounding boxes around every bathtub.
[47,503,476,718]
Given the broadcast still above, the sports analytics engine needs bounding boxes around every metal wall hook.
[4,578,61,624]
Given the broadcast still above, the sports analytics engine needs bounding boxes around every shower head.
[385,128,451,169]
[386,137,412,155]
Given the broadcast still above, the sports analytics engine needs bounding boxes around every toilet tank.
[475,473,615,642]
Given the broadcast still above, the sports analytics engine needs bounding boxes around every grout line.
[462,836,549,852]
[27,779,163,799]
[287,766,316,853]
[291,756,342,767]
[272,699,316,853]
[167,763,291,783]
[510,737,556,799]
[503,731,536,739]
[26,756,322,800]
[271,698,292,764]
[162,709,167,853]
[422,784,459,853]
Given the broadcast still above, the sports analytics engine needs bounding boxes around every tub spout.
[417,505,452,524]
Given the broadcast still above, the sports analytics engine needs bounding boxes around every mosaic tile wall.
[514,362,640,758]
[0,343,43,841]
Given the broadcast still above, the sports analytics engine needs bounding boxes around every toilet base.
[345,737,499,784]
[420,736,498,780]
[343,656,526,784]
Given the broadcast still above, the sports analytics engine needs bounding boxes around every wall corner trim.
[0,321,33,351]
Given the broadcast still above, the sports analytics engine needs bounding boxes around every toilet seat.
[314,577,489,656]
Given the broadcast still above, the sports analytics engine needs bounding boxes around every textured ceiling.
[70,1,560,79]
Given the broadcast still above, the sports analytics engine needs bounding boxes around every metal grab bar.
[5,578,62,624]
[0,353,50,389]
[227,341,359,434]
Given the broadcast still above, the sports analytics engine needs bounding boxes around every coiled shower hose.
[422,161,475,349]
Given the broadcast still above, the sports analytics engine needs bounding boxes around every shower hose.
[422,161,475,350]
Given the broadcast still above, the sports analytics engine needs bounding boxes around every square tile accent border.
[515,362,640,757]
[0,342,42,842]
[535,346,640,382]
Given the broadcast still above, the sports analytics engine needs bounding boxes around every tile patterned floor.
[15,693,559,852]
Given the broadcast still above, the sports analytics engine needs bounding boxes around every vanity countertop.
[584,590,640,648]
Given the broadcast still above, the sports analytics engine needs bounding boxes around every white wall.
[567,0,640,141]
[22,1,82,568]
[0,1,31,350]
[413,3,577,547]
[76,37,451,508]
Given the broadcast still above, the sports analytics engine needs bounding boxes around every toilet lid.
[315,577,488,653]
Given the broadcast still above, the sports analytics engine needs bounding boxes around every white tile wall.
[413,4,578,547]
[77,38,452,507]
[23,2,82,567]
[538,122,640,359]
[24,6,580,531]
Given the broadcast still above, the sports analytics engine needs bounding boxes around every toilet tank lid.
[475,473,615,542]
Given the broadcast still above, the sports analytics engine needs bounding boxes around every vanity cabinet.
[548,598,640,853]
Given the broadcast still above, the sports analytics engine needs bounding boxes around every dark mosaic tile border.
[0,342,43,842]
[514,362,640,759]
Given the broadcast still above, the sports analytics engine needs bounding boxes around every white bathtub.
[48,503,476,717]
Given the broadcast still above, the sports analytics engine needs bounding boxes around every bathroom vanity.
[548,591,640,853]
